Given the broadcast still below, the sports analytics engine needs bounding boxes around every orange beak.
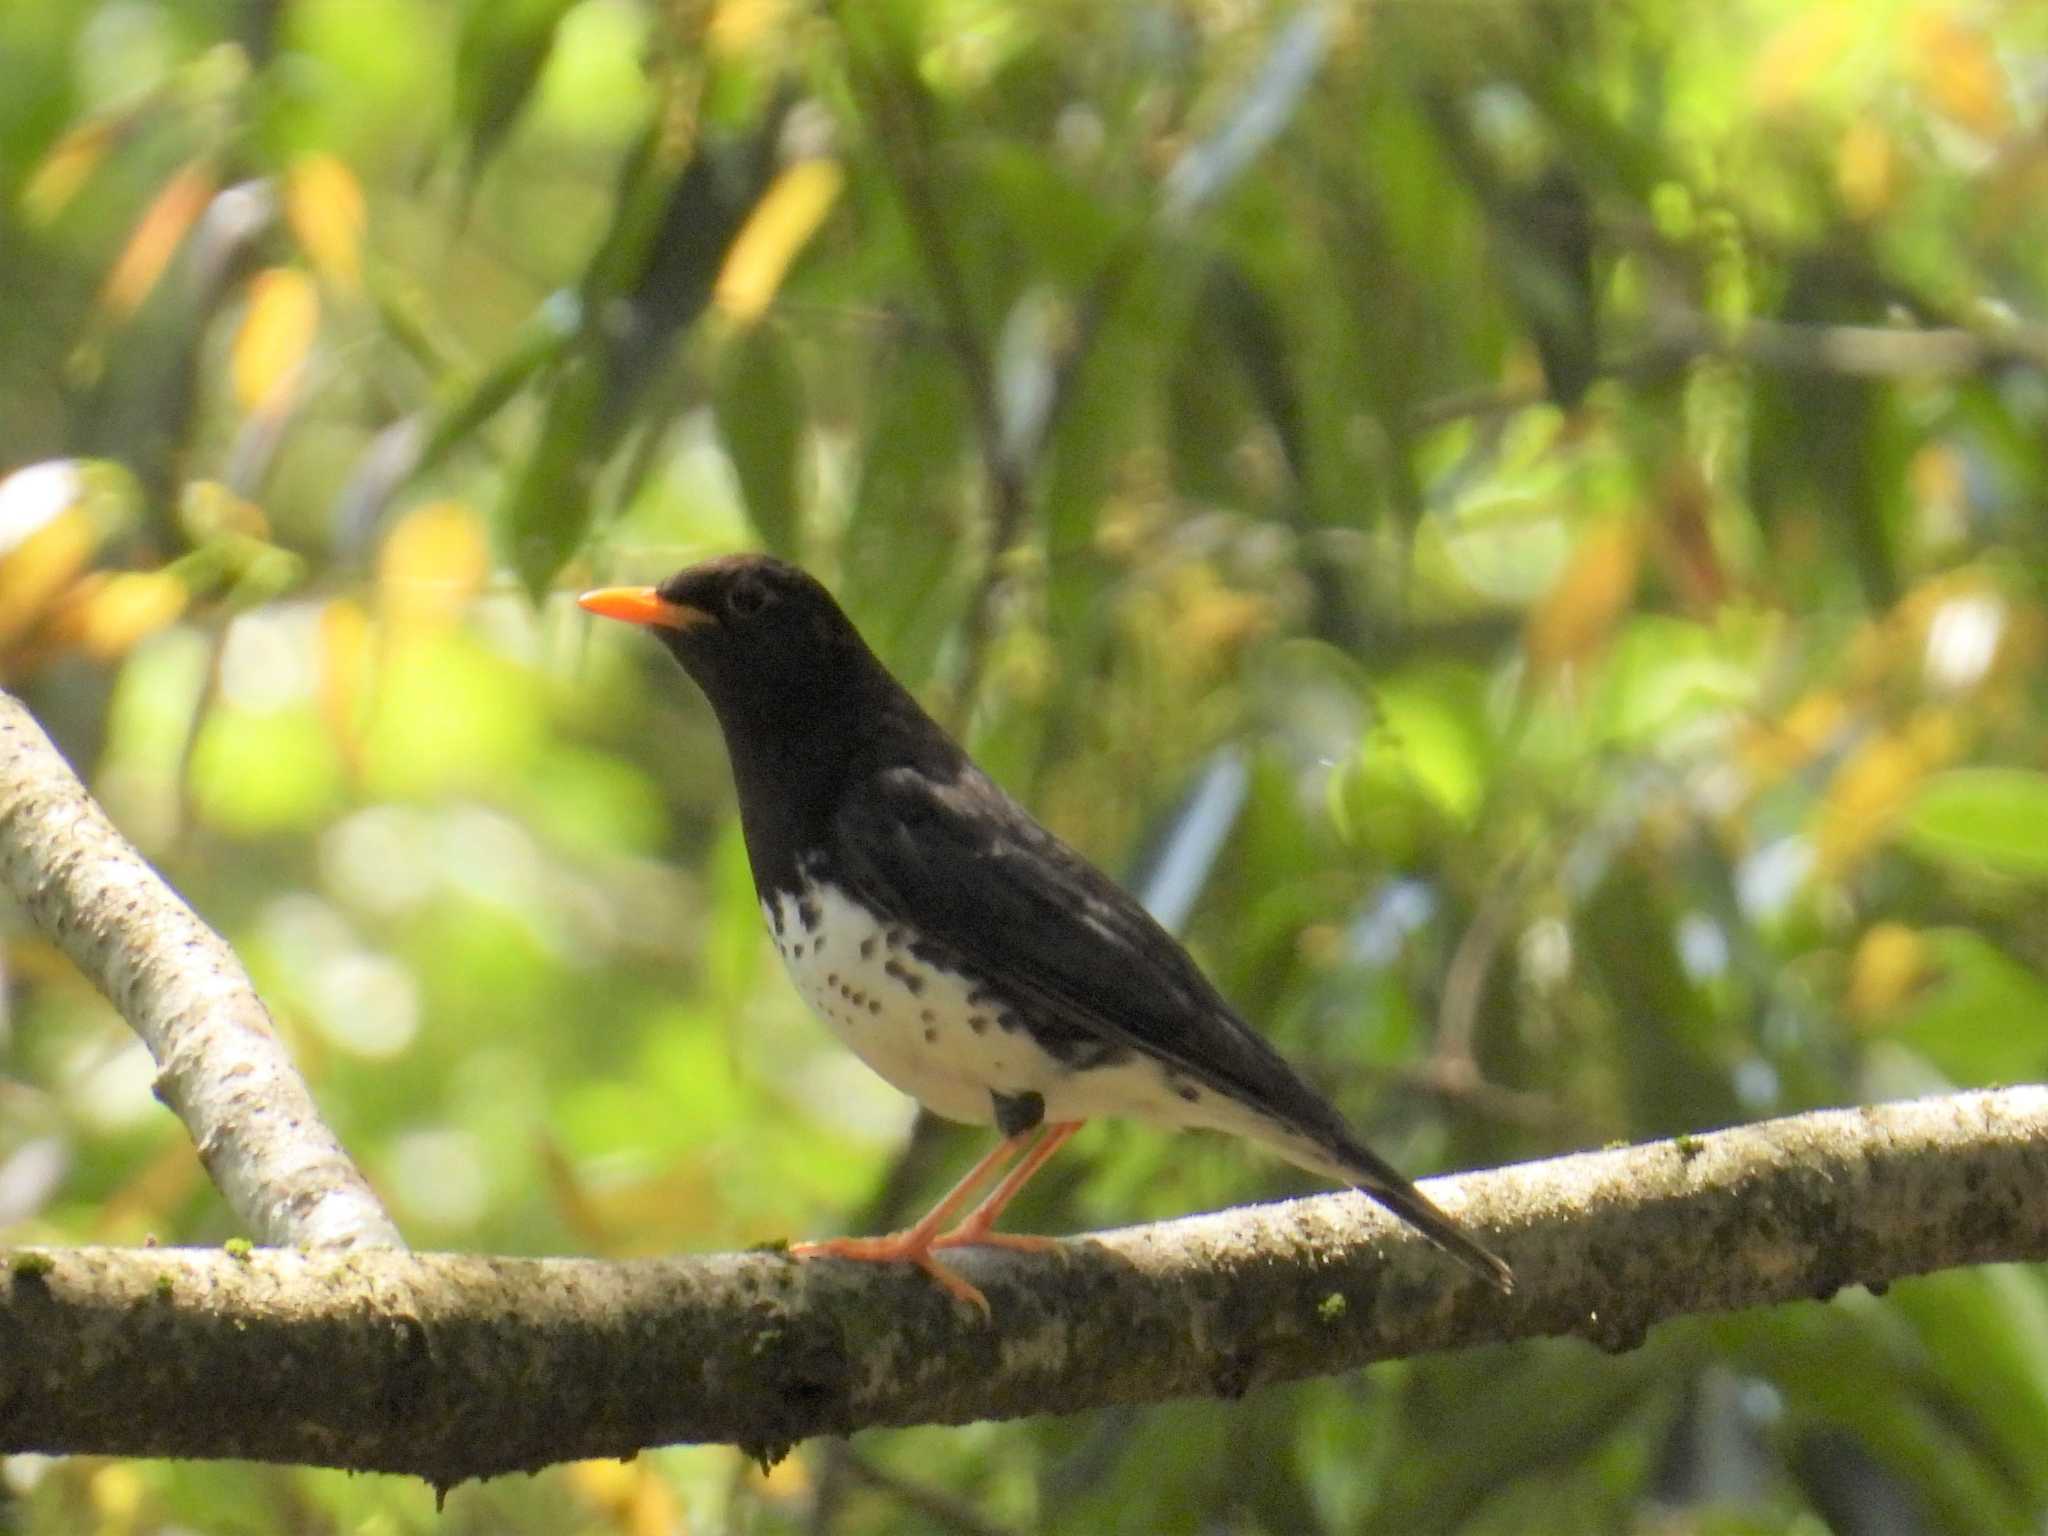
[576,587,713,631]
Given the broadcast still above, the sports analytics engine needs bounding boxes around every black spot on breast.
[968,1015,989,1035]
[885,927,907,949]
[789,941,804,959]
[859,936,876,961]
[866,999,881,1015]
[996,1011,1020,1032]
[798,898,821,930]
[883,960,925,996]
[1176,1084,1201,1103]
[990,1090,1045,1137]
[922,1026,938,1043]
[919,1008,936,1024]
[770,905,785,936]
[967,985,998,1008]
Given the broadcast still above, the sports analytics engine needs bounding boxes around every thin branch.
[833,1444,1022,1536]
[1408,314,2048,430]
[0,689,402,1251]
[5,1087,2047,1484]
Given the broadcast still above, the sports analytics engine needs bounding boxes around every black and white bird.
[580,555,1514,1312]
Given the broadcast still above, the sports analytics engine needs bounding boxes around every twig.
[4,1087,2047,1480]
[836,1445,1022,1536]
[1408,314,2048,430]
[0,689,402,1250]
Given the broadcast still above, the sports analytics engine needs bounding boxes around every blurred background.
[4,0,2048,1530]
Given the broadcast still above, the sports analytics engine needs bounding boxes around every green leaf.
[499,345,602,600]
[1898,769,2048,880]
[713,326,803,559]
[1368,663,1492,826]
[1887,929,2048,1085]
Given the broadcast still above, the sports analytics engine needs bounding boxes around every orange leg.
[791,1129,1036,1315]
[933,1121,1083,1254]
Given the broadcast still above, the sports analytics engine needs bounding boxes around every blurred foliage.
[4,0,2048,1530]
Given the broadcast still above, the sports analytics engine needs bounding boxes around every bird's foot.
[791,1233,991,1317]
[931,1225,1058,1255]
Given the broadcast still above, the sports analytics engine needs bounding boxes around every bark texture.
[3,1086,2044,1486]
[0,689,401,1251]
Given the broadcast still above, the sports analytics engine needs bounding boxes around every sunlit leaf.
[1837,117,1898,220]
[22,116,117,224]
[40,571,188,662]
[1367,664,1491,827]
[712,158,844,325]
[1817,712,1961,876]
[377,500,490,628]
[188,706,348,835]
[317,598,373,769]
[1897,768,2048,880]
[231,267,321,417]
[99,161,214,319]
[1907,9,2012,140]
[0,462,100,656]
[708,0,790,55]
[1846,921,1931,1021]
[564,1454,686,1534]
[285,152,367,291]
[1884,928,2048,1084]
[1526,519,1643,683]
[1750,3,1855,113]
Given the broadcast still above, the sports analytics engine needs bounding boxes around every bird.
[579,555,1514,1312]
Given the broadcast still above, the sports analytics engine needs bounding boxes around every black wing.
[829,763,1357,1146]
[831,762,1518,1294]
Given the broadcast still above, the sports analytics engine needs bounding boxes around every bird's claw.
[791,1234,993,1318]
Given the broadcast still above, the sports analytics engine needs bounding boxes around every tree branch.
[1409,313,2048,429]
[4,1087,2045,1485]
[0,689,402,1251]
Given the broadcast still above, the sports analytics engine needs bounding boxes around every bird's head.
[578,554,881,733]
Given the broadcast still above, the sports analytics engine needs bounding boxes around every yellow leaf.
[1751,2,1855,113]
[1817,733,1923,875]
[1525,520,1643,682]
[1907,9,2011,140]
[318,598,374,768]
[0,508,98,654]
[1743,689,1849,784]
[22,117,116,225]
[1836,117,1897,219]
[1815,710,1961,877]
[232,267,321,417]
[751,1448,811,1504]
[1847,921,1930,1021]
[377,500,490,628]
[564,1457,686,1535]
[713,159,844,324]
[42,570,189,661]
[100,162,215,319]
[285,152,367,291]
[88,1464,145,1525]
[709,0,789,55]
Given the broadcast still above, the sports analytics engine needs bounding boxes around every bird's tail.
[1324,1133,1516,1294]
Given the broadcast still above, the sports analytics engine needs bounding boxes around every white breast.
[762,877,1326,1167]
[763,881,1014,1126]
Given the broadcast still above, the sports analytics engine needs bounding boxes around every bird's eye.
[726,577,770,619]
